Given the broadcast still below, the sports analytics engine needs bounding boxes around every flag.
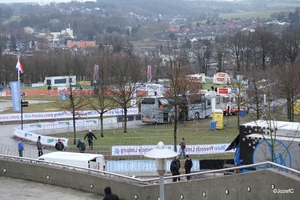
[15,59,24,74]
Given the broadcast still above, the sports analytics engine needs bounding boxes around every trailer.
[226,120,300,171]
[38,152,106,170]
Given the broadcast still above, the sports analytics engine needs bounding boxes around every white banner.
[14,128,68,147]
[108,160,200,173]
[111,143,234,156]
[0,108,139,122]
[13,119,100,147]
[20,119,98,132]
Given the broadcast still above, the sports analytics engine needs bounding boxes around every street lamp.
[144,141,177,200]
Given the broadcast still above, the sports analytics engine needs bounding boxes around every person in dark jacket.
[55,138,64,151]
[36,136,43,157]
[184,155,193,180]
[76,138,86,153]
[84,129,97,150]
[103,186,119,200]
[178,137,186,159]
[170,156,181,182]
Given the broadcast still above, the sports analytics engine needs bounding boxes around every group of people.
[19,132,193,182]
[170,137,193,182]
[54,129,97,153]
[17,129,98,158]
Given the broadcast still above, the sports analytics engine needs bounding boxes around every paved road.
[0,101,137,199]
[0,123,105,199]
[0,177,102,200]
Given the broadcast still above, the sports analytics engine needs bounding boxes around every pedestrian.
[18,137,24,157]
[36,136,43,157]
[103,186,119,200]
[170,156,181,182]
[184,155,193,180]
[178,137,186,159]
[76,138,86,153]
[84,129,97,150]
[55,138,64,151]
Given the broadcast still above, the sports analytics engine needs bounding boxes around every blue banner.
[60,93,67,100]
[9,81,21,112]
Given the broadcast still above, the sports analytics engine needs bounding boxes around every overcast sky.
[1,0,74,3]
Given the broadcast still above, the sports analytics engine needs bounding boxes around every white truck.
[38,152,106,171]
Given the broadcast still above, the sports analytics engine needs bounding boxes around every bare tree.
[216,45,225,72]
[59,83,88,144]
[245,67,269,120]
[226,75,249,129]
[193,39,212,75]
[269,63,300,122]
[281,26,300,64]
[162,48,201,152]
[0,55,18,85]
[85,51,116,137]
[252,26,280,70]
[228,30,248,72]
[106,41,143,133]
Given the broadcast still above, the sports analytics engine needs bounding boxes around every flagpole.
[18,69,20,82]
[17,55,20,82]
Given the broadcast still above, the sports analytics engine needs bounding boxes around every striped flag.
[15,59,25,73]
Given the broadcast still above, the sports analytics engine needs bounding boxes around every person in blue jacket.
[18,137,24,157]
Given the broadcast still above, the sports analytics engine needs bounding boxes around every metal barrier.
[1,153,299,182]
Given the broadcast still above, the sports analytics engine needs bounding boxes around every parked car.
[222,102,248,115]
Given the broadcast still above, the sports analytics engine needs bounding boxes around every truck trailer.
[38,152,106,171]
[227,120,300,171]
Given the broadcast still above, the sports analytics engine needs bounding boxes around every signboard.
[217,87,231,95]
[9,81,21,112]
[60,93,67,100]
[213,72,230,85]
[111,143,234,156]
[0,108,139,122]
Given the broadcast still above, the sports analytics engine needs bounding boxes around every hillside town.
[0,1,298,82]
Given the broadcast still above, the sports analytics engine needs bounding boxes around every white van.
[38,152,106,170]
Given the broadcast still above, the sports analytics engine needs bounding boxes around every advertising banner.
[9,81,21,112]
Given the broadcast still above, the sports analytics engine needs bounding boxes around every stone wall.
[0,159,299,200]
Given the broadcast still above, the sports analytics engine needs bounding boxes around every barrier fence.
[5,116,245,161]
[0,136,235,161]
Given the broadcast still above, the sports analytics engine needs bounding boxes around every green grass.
[2,94,295,160]
[49,117,242,160]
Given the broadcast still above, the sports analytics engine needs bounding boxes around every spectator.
[103,186,119,200]
[184,155,193,180]
[170,156,181,182]
[36,136,43,157]
[84,130,97,150]
[18,138,24,157]
[178,137,186,159]
[55,138,64,151]
[76,138,86,153]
